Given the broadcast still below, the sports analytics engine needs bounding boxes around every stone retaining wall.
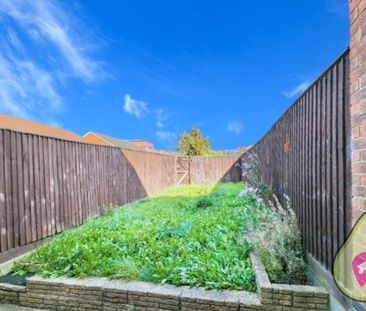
[0,254,329,311]
[251,253,329,310]
[0,276,262,311]
[0,283,25,305]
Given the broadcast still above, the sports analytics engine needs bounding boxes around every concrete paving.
[0,304,46,311]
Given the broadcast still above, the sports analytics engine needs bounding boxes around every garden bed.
[0,257,329,311]
[251,253,329,310]
[0,183,330,310]
[12,183,259,292]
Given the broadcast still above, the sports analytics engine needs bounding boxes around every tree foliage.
[176,128,211,156]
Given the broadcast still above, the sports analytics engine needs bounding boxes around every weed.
[247,207,308,285]
[196,197,213,208]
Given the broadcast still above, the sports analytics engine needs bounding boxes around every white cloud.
[17,59,62,109]
[155,108,168,128]
[0,54,61,118]
[0,0,105,83]
[282,81,310,99]
[7,28,23,50]
[227,120,243,135]
[123,94,149,119]
[0,0,105,122]
[155,130,177,149]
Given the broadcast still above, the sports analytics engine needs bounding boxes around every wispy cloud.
[123,94,149,119]
[119,45,222,98]
[282,81,310,99]
[0,55,30,118]
[155,130,177,150]
[155,108,169,128]
[0,53,62,118]
[227,120,243,135]
[6,28,23,50]
[0,0,105,82]
[122,94,176,148]
[0,0,105,122]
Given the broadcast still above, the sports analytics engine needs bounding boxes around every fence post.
[350,0,366,226]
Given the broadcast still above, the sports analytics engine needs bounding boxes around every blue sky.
[0,0,350,150]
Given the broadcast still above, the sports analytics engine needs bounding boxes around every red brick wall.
[350,0,366,225]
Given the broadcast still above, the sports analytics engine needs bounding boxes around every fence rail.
[0,130,240,257]
[241,49,350,270]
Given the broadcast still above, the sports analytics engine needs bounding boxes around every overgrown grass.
[247,207,308,285]
[13,183,260,291]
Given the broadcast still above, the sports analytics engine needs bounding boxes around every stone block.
[181,301,211,310]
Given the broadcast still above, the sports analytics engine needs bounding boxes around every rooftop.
[0,114,85,143]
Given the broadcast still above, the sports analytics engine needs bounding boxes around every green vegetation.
[247,206,308,285]
[13,183,260,291]
[13,181,308,288]
[241,150,308,285]
[176,127,245,156]
[177,128,211,156]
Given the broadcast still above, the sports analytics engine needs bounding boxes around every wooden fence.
[189,155,241,184]
[121,149,177,196]
[0,129,177,256]
[0,129,240,258]
[241,49,351,270]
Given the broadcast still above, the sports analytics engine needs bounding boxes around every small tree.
[177,128,211,156]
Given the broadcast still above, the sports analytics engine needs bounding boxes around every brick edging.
[0,276,262,311]
[0,255,330,311]
[250,253,329,310]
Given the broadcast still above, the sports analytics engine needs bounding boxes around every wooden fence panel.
[0,136,177,256]
[0,122,245,258]
[121,149,177,196]
[241,50,350,270]
[189,155,242,184]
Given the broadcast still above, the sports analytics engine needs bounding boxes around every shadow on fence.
[0,129,241,261]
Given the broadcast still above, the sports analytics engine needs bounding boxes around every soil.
[0,272,35,286]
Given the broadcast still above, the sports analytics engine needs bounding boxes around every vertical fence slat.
[44,137,51,237]
[321,74,327,266]
[75,143,82,225]
[338,57,346,247]
[0,130,7,252]
[29,135,36,242]
[310,85,316,256]
[325,72,332,267]
[70,143,76,227]
[22,134,31,245]
[63,141,70,229]
[11,131,19,248]
[305,90,310,251]
[53,139,60,233]
[331,63,339,262]
[38,137,46,239]
[17,132,25,246]
[5,130,14,250]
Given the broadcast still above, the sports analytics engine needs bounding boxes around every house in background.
[0,114,85,143]
[83,131,155,152]
[128,139,154,151]
[0,114,155,153]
